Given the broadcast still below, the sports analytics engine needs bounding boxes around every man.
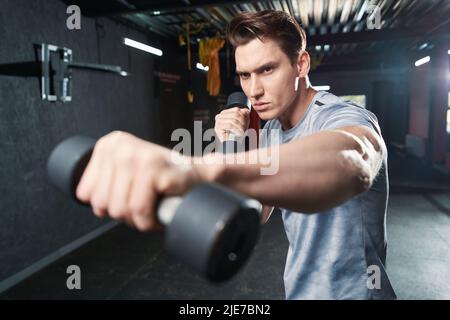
[76,10,396,299]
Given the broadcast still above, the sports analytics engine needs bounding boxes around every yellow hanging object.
[199,37,225,96]
[186,21,192,70]
[187,91,194,103]
[178,33,185,46]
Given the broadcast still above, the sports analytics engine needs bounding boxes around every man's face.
[235,37,299,120]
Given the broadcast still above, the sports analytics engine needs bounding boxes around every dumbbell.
[47,136,261,283]
[221,92,251,154]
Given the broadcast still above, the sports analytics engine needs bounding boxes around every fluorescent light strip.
[196,63,209,71]
[124,38,163,56]
[414,56,430,67]
[313,85,331,91]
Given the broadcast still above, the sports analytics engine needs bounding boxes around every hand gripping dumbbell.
[221,92,252,154]
[47,136,261,283]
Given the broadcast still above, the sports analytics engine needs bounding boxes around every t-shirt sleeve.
[258,119,274,149]
[315,103,381,136]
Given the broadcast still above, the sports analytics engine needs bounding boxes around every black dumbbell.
[47,136,261,283]
[221,92,251,154]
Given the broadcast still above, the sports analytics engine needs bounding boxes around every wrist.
[191,153,227,184]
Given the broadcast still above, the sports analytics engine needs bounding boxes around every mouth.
[252,102,269,110]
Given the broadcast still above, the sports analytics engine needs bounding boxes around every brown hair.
[226,10,307,65]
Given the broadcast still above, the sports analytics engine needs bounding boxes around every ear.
[296,51,311,78]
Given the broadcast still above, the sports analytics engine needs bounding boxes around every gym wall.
[0,0,192,287]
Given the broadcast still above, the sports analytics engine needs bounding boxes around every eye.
[239,73,250,80]
[264,66,273,73]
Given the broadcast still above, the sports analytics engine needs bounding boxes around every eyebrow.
[236,61,278,75]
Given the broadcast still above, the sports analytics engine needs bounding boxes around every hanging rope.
[199,37,225,96]
[179,18,208,103]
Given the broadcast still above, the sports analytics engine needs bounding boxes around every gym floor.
[2,154,450,300]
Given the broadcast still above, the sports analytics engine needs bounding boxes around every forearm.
[196,129,376,213]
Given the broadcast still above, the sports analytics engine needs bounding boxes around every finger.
[220,120,246,136]
[224,107,250,115]
[90,156,115,218]
[219,109,250,122]
[213,131,227,143]
[220,107,242,114]
[108,158,133,220]
[219,108,249,119]
[128,168,158,231]
[92,206,108,218]
[216,114,247,128]
[75,144,105,203]
[216,117,247,131]
[239,108,250,116]
[213,128,228,142]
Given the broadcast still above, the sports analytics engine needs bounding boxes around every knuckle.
[110,130,124,138]
[75,186,89,202]
[90,193,107,210]
[97,135,119,154]
[75,177,91,198]
[141,150,154,164]
[108,130,129,145]
[95,138,108,153]
[129,201,148,216]
[92,207,104,218]
[134,218,154,232]
[108,204,128,219]
[115,147,134,164]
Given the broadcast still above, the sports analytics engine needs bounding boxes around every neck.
[278,81,317,131]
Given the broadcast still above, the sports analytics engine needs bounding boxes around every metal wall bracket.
[40,43,130,103]
[41,44,72,102]
[0,43,130,103]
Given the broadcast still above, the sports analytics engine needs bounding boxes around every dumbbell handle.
[47,136,183,225]
[158,197,182,224]
[222,92,251,153]
[225,92,251,142]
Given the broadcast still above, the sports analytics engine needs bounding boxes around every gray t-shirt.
[259,91,396,300]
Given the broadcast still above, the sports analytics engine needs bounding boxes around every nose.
[249,75,264,100]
